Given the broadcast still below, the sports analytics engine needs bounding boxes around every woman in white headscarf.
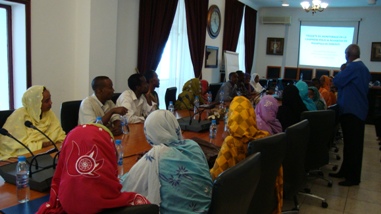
[250,73,264,93]
[122,110,212,213]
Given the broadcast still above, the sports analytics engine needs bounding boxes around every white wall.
[254,7,381,78]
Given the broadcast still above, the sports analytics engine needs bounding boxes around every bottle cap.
[115,139,122,145]
[18,156,26,161]
[212,119,216,124]
[169,101,173,105]
[96,116,102,120]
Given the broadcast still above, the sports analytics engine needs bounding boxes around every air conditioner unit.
[261,16,291,25]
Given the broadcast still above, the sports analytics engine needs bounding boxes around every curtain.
[244,6,257,74]
[222,0,244,52]
[137,0,178,74]
[184,0,208,78]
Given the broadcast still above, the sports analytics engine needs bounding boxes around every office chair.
[100,204,159,214]
[0,110,14,128]
[282,119,312,212]
[60,100,82,134]
[208,152,261,214]
[208,83,222,102]
[247,133,287,213]
[111,92,121,104]
[164,87,177,110]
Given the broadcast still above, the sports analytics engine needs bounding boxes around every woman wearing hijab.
[295,80,317,111]
[200,79,209,103]
[175,78,207,110]
[0,85,66,160]
[308,86,327,110]
[122,110,212,213]
[255,95,283,135]
[210,96,269,180]
[250,73,264,93]
[277,85,308,131]
[37,124,150,213]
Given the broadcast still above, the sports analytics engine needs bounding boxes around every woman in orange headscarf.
[319,75,336,106]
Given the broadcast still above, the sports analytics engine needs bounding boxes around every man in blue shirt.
[330,44,371,186]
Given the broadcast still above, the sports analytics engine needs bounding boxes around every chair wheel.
[332,166,338,171]
[322,201,328,208]
[336,156,341,160]
[328,181,333,187]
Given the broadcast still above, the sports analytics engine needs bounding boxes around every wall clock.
[207,5,221,39]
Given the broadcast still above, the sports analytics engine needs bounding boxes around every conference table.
[0,109,225,210]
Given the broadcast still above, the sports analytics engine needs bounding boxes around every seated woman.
[277,85,308,131]
[0,85,66,160]
[255,95,282,135]
[295,80,317,111]
[308,86,327,110]
[37,124,150,213]
[250,73,263,94]
[210,96,269,180]
[121,110,212,213]
[175,78,208,110]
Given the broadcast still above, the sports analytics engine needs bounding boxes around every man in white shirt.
[117,73,157,123]
[78,76,128,136]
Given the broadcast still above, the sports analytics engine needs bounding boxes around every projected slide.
[299,26,354,68]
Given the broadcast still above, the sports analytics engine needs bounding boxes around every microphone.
[0,128,35,157]
[184,94,204,123]
[177,97,193,125]
[24,121,58,152]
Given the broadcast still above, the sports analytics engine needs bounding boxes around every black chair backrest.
[111,93,121,104]
[247,132,287,213]
[300,110,335,170]
[283,119,310,199]
[0,110,14,128]
[164,87,177,110]
[60,100,82,134]
[259,79,268,88]
[100,204,159,214]
[208,83,222,102]
[208,152,261,214]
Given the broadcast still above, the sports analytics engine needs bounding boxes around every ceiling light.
[301,0,328,15]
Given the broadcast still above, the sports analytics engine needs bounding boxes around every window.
[155,0,194,109]
[236,7,245,73]
[0,0,30,110]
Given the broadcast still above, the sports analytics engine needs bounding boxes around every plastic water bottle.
[95,116,103,124]
[16,156,30,203]
[115,139,124,179]
[168,101,175,114]
[207,91,212,105]
[120,115,129,134]
[219,91,224,105]
[209,119,217,144]
[194,96,200,120]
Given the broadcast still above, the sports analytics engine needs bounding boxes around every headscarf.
[295,80,317,111]
[250,73,263,93]
[255,95,282,135]
[37,124,150,214]
[200,79,209,102]
[122,110,212,213]
[277,85,308,131]
[319,75,336,106]
[210,96,269,180]
[308,86,326,110]
[0,86,66,160]
[175,78,205,110]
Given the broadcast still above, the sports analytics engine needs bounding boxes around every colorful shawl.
[295,80,317,111]
[255,95,283,135]
[210,96,269,180]
[0,86,66,160]
[122,110,212,213]
[175,78,205,110]
[37,124,149,214]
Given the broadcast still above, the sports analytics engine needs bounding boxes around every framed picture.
[371,42,381,61]
[205,46,218,68]
[266,37,284,55]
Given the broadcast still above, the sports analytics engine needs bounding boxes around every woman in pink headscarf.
[255,95,282,135]
[37,124,150,214]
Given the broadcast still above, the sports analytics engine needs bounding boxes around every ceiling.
[250,0,381,8]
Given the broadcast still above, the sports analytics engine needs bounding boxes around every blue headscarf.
[296,80,317,111]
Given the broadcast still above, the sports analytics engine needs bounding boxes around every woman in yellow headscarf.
[210,96,269,180]
[175,78,208,110]
[0,85,66,160]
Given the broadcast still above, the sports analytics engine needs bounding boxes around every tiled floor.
[282,124,381,213]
